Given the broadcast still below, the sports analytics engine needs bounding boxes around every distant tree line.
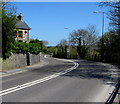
[53,25,99,60]
[53,39,68,58]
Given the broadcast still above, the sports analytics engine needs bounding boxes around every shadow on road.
[63,60,120,86]
[30,61,73,75]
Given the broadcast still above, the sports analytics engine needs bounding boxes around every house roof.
[16,20,31,30]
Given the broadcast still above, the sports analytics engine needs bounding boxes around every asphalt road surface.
[1,55,119,102]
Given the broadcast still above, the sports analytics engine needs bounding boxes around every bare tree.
[86,25,98,56]
[43,40,48,46]
[69,29,88,59]
[99,1,120,33]
[69,25,98,59]
[57,39,68,58]
[58,39,68,47]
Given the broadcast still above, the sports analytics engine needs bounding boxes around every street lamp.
[64,27,70,58]
[64,27,69,29]
[93,11,105,36]
[93,11,105,61]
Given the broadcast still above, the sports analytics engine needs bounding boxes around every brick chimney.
[17,13,23,21]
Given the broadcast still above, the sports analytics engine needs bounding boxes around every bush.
[11,42,42,54]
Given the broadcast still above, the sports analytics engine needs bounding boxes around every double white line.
[0,60,79,96]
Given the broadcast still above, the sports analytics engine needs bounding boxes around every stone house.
[16,13,31,42]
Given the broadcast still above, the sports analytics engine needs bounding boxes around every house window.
[18,35,23,38]
[25,31,28,34]
[18,31,23,38]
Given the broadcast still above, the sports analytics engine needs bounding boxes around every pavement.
[1,55,120,103]
[115,89,120,103]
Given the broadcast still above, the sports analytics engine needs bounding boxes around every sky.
[14,2,110,46]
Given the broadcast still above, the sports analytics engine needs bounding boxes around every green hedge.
[11,42,42,54]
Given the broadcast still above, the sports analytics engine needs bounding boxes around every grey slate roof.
[16,20,31,30]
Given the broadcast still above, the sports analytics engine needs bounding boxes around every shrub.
[11,42,42,54]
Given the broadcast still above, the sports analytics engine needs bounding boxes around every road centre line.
[1,60,79,96]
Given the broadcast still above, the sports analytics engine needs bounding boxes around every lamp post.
[93,11,105,61]
[64,27,70,58]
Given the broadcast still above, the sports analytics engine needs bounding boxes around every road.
[1,55,119,102]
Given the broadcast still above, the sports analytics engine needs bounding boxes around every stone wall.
[30,54,40,65]
[2,53,40,71]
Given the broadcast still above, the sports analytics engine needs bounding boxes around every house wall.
[16,29,30,42]
[2,53,40,71]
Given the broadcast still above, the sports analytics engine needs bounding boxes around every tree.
[43,40,48,46]
[2,2,17,59]
[86,25,99,60]
[57,39,68,58]
[99,1,120,64]
[98,31,120,63]
[30,39,43,51]
[0,2,2,58]
[69,25,98,59]
[99,1,120,33]
[69,29,88,59]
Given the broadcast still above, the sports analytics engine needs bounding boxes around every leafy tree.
[0,2,2,58]
[98,31,120,63]
[99,1,120,64]
[30,39,43,51]
[2,2,17,59]
[28,43,42,54]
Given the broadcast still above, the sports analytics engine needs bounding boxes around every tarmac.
[0,57,120,103]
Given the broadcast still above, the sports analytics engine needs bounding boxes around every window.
[18,31,22,35]
[18,35,23,38]
[18,31,23,38]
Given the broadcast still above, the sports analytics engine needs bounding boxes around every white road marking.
[1,60,79,96]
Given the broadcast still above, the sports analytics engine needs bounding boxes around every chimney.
[17,13,23,21]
